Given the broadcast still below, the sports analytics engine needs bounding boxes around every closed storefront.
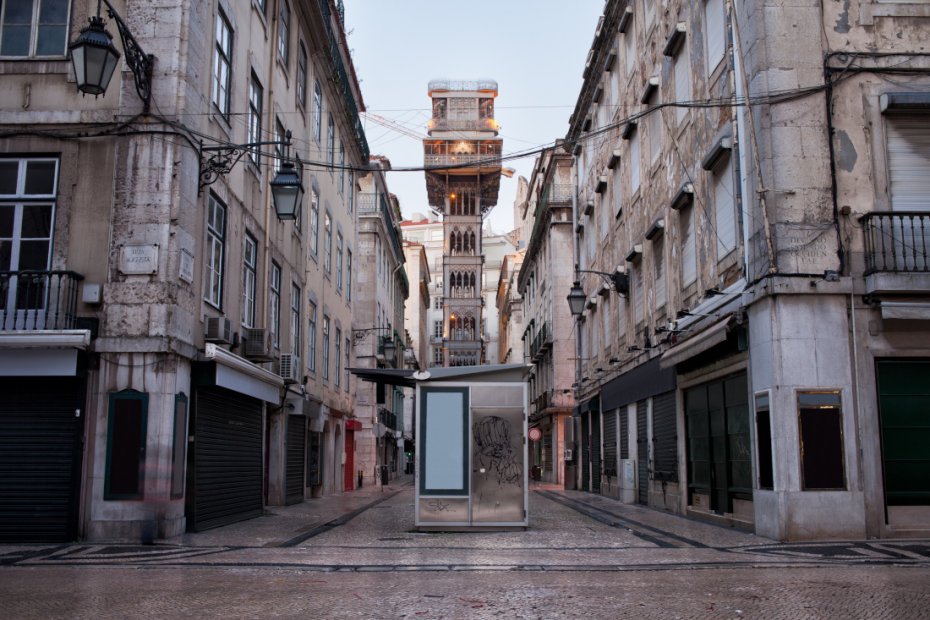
[0,375,85,542]
[286,415,306,504]
[652,392,677,484]
[187,387,264,531]
[685,372,751,516]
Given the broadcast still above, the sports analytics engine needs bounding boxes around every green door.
[877,360,930,507]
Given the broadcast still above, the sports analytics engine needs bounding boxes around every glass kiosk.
[414,365,528,529]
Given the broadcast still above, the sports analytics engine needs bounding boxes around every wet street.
[2,479,929,619]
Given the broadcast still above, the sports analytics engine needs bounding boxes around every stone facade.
[557,0,930,540]
[0,0,371,541]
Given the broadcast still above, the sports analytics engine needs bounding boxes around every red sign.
[528,427,542,441]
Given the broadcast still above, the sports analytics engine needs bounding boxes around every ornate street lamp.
[269,161,305,220]
[382,338,397,365]
[68,0,154,111]
[567,281,587,317]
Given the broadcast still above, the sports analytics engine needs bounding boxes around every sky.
[343,1,606,234]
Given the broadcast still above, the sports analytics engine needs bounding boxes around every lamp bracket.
[352,326,393,345]
[577,269,628,296]
[99,0,153,112]
[198,138,294,192]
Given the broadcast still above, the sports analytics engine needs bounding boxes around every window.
[624,28,635,77]
[680,204,696,286]
[322,315,330,380]
[338,142,345,193]
[433,320,443,338]
[344,337,351,391]
[104,390,148,500]
[242,234,257,327]
[212,8,233,118]
[754,392,774,490]
[307,301,317,372]
[797,391,846,490]
[309,189,319,255]
[204,193,226,308]
[296,43,307,108]
[248,73,263,165]
[334,328,342,387]
[0,157,57,320]
[346,250,352,302]
[673,40,691,125]
[274,118,286,173]
[327,114,335,166]
[323,212,332,274]
[254,0,267,15]
[712,155,737,258]
[277,0,290,66]
[704,0,726,76]
[291,283,301,355]
[347,170,355,213]
[653,236,666,309]
[269,262,281,348]
[0,0,69,57]
[335,233,344,293]
[434,296,442,310]
[629,128,641,193]
[420,387,469,494]
[432,346,444,366]
[313,80,323,142]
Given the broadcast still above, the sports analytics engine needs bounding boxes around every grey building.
[564,0,930,539]
[0,0,369,541]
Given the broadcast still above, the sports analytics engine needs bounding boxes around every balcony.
[861,212,930,297]
[378,406,398,432]
[427,118,499,135]
[0,270,84,331]
[529,322,552,362]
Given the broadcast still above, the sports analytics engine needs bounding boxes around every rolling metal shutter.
[887,116,930,211]
[591,409,601,492]
[637,400,648,504]
[188,387,264,532]
[620,407,629,460]
[286,415,306,505]
[652,392,678,482]
[603,409,618,477]
[581,414,590,491]
[0,377,84,542]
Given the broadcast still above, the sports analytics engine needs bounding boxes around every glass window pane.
[18,240,50,269]
[20,204,52,237]
[40,0,69,22]
[422,390,466,493]
[0,240,11,270]
[0,26,30,56]
[25,161,56,194]
[0,206,14,237]
[35,25,65,55]
[0,161,18,194]
[4,0,34,24]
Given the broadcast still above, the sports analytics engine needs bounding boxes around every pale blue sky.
[344,1,605,233]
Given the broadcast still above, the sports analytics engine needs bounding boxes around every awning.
[197,343,283,403]
[346,419,362,431]
[660,316,732,369]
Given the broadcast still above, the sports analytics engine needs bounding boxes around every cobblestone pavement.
[2,479,929,619]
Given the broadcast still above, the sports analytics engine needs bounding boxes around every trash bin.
[379,464,389,486]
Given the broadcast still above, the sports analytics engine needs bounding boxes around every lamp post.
[68,0,154,111]
[566,269,628,317]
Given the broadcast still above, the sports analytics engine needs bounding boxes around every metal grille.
[286,415,306,505]
[652,392,678,482]
[602,410,618,477]
[637,400,648,505]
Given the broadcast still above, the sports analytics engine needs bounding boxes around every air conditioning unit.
[278,353,301,383]
[204,317,232,344]
[242,327,273,361]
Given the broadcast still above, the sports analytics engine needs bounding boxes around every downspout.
[261,0,280,340]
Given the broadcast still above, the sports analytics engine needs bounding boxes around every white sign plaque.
[119,245,158,275]
[179,249,194,283]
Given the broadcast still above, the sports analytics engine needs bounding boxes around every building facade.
[564,0,930,539]
[0,0,369,541]
[354,159,408,486]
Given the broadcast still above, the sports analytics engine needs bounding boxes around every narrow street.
[2,479,928,619]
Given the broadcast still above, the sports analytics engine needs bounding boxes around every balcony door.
[0,158,57,330]
[885,116,930,271]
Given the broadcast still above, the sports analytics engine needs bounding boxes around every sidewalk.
[173,474,414,548]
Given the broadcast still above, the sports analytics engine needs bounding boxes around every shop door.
[285,415,306,505]
[877,360,930,508]
[685,372,750,514]
[0,376,84,542]
[471,407,524,523]
[344,428,355,491]
[188,388,264,531]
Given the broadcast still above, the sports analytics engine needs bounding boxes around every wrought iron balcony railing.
[0,270,85,331]
[861,211,930,274]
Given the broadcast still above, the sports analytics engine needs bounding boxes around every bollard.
[357,469,363,489]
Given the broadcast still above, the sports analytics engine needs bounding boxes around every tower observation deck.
[423,79,503,367]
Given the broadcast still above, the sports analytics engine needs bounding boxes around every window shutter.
[713,156,737,257]
[886,116,930,211]
[704,0,725,75]
[681,205,696,285]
